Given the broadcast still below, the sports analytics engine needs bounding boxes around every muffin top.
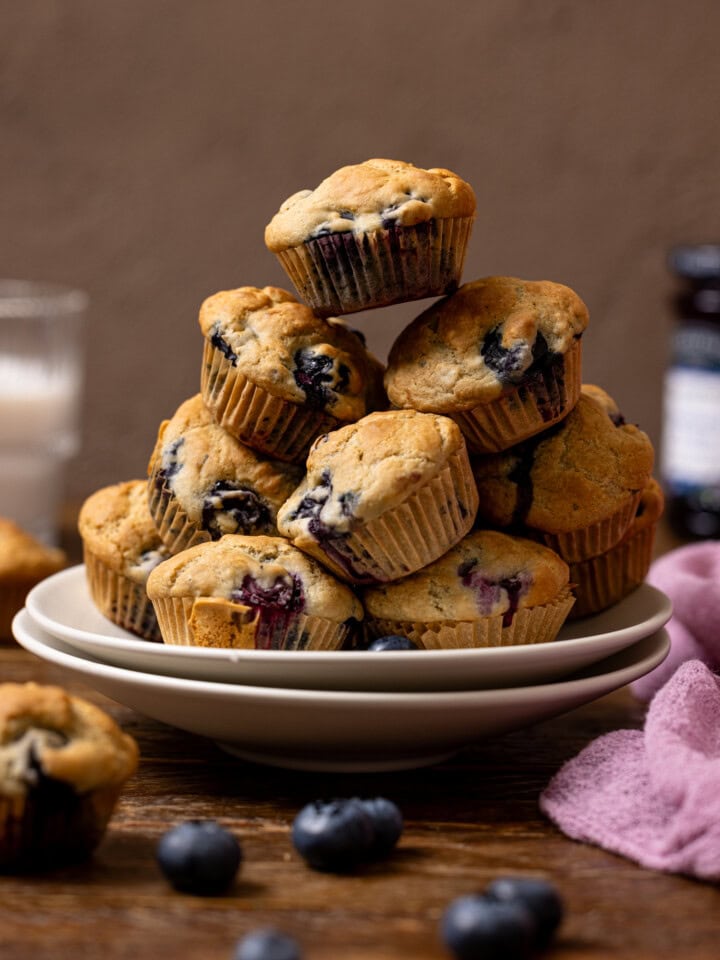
[148,395,303,538]
[0,518,66,583]
[146,534,362,624]
[277,410,468,538]
[363,530,570,623]
[199,286,384,420]
[471,392,655,534]
[385,277,590,411]
[79,479,170,583]
[0,682,138,798]
[264,159,476,251]
[581,383,625,425]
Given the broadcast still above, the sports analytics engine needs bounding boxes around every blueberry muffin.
[146,534,363,650]
[147,394,303,553]
[78,480,172,641]
[471,390,655,563]
[569,476,665,619]
[264,159,476,315]
[0,682,138,870]
[385,277,589,453]
[277,409,478,585]
[199,286,386,462]
[0,519,66,642]
[363,530,573,648]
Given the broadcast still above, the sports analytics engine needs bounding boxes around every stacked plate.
[13,566,671,772]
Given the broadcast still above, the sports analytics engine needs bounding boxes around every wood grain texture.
[1,647,718,959]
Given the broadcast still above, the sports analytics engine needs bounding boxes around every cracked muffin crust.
[147,394,303,554]
[471,390,655,562]
[363,529,573,649]
[385,276,589,452]
[146,534,363,650]
[0,682,138,869]
[199,286,385,461]
[0,519,66,641]
[79,479,171,641]
[264,159,476,315]
[277,409,478,584]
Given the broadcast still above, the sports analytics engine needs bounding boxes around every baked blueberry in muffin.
[264,159,476,316]
[147,394,303,554]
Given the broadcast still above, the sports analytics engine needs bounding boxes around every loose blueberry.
[485,876,563,950]
[156,820,241,895]
[440,894,535,960]
[233,929,302,960]
[368,635,419,651]
[291,798,374,872]
[360,797,403,857]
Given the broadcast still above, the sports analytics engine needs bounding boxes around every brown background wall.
[2,0,720,502]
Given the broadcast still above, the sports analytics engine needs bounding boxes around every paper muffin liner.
[0,782,121,871]
[0,584,32,642]
[275,216,474,316]
[84,549,161,642]
[201,339,338,463]
[151,594,349,651]
[539,490,643,564]
[569,520,657,619]
[147,465,211,555]
[366,588,575,649]
[451,339,583,454]
[302,446,479,585]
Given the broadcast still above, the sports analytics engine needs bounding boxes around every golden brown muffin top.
[0,682,138,798]
[78,479,170,584]
[472,392,655,534]
[385,277,589,411]
[264,159,476,251]
[363,530,569,622]
[277,409,467,540]
[148,395,303,537]
[0,518,66,583]
[199,286,383,421]
[146,534,362,624]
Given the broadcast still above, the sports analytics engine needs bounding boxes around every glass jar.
[661,244,720,538]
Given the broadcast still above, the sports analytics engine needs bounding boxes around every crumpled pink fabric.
[632,541,720,700]
[540,660,720,880]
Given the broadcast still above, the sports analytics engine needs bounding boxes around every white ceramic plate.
[14,608,669,772]
[25,566,672,692]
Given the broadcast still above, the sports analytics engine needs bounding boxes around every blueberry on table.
[368,635,419,651]
[156,820,242,895]
[233,928,302,960]
[441,894,535,960]
[360,797,403,857]
[485,876,563,950]
[291,798,374,872]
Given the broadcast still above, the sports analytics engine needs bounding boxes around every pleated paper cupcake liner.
[151,594,348,650]
[84,549,162,642]
[367,588,575,649]
[568,521,657,619]
[540,491,643,564]
[146,469,210,555]
[303,447,479,585]
[275,216,474,317]
[451,339,583,454]
[201,339,338,463]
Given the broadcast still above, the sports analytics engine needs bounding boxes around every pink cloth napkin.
[632,541,720,701]
[540,659,720,880]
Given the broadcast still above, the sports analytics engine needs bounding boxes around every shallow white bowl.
[25,566,672,692]
[14,608,669,772]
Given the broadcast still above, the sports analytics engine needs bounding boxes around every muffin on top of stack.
[78,157,661,651]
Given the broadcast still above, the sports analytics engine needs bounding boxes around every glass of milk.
[0,281,87,544]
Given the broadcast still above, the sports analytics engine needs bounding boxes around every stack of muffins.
[78,158,662,652]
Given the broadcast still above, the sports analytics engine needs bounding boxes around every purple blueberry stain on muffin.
[201,480,271,538]
[156,437,185,489]
[230,572,306,649]
[128,547,170,580]
[209,325,238,365]
[293,348,351,409]
[458,559,531,627]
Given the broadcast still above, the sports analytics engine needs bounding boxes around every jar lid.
[669,244,720,279]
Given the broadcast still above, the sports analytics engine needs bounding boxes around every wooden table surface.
[3,518,718,959]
